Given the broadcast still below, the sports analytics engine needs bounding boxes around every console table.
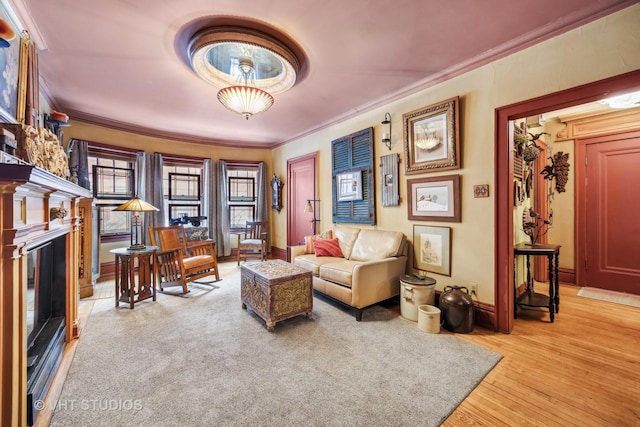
[111,246,158,309]
[514,243,560,322]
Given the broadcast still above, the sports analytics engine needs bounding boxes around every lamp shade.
[217,85,274,119]
[304,200,313,213]
[113,196,159,212]
[113,196,158,250]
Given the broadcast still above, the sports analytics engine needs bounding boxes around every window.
[92,166,134,199]
[168,173,200,201]
[163,162,204,225]
[88,151,138,239]
[88,156,136,196]
[98,205,130,236]
[228,177,255,202]
[228,167,258,229]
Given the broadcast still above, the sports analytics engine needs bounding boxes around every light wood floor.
[40,272,639,426]
[444,284,640,427]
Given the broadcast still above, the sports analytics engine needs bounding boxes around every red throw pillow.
[303,230,333,254]
[314,238,343,257]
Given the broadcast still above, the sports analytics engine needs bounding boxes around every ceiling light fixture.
[217,55,274,119]
[599,90,640,109]
[188,25,303,119]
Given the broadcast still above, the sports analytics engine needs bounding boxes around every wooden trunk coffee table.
[241,260,313,331]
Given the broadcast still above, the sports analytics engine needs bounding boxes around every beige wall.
[272,5,640,304]
[64,121,272,162]
[60,5,640,303]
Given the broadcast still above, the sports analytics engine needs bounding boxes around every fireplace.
[25,235,68,426]
[0,163,91,426]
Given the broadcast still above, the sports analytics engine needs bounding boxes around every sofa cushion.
[314,238,344,257]
[294,254,342,276]
[319,259,363,288]
[303,230,333,254]
[333,226,361,259]
[349,229,405,262]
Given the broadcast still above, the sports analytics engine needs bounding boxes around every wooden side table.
[111,246,158,309]
[514,243,561,322]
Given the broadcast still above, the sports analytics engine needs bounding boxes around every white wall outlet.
[470,283,478,297]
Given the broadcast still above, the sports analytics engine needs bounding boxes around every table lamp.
[113,196,159,250]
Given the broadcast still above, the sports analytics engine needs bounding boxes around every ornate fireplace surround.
[0,163,90,426]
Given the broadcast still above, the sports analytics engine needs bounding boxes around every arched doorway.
[495,69,640,333]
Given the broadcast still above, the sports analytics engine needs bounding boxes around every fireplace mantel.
[0,163,91,426]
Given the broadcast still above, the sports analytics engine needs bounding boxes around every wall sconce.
[381,112,392,150]
[304,199,321,235]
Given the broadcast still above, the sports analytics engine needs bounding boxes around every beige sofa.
[291,227,408,320]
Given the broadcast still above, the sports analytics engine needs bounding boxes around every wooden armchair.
[235,221,268,265]
[148,226,220,294]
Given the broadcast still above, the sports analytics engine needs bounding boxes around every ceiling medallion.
[188,25,301,119]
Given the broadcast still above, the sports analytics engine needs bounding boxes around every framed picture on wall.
[407,174,461,222]
[413,225,451,276]
[403,96,460,174]
[0,0,25,123]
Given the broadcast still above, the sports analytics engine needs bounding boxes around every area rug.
[577,287,640,308]
[51,265,501,426]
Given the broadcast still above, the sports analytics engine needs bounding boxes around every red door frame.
[495,69,640,333]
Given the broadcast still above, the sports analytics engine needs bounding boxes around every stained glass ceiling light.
[188,26,301,119]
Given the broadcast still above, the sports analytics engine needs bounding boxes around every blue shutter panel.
[331,127,376,225]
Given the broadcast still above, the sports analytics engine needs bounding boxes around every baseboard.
[270,246,286,261]
[98,261,115,282]
[435,291,496,331]
[559,268,575,285]
[473,300,496,330]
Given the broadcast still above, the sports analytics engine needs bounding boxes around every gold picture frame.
[403,96,460,174]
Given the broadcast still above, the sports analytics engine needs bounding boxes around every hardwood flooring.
[444,283,640,427]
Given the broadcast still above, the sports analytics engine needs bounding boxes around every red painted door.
[287,153,318,249]
[583,132,640,294]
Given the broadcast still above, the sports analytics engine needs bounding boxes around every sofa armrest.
[350,256,407,308]
[290,245,306,260]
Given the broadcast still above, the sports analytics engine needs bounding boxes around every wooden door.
[287,153,318,249]
[578,130,640,294]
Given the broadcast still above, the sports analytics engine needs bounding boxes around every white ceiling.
[11,0,638,148]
